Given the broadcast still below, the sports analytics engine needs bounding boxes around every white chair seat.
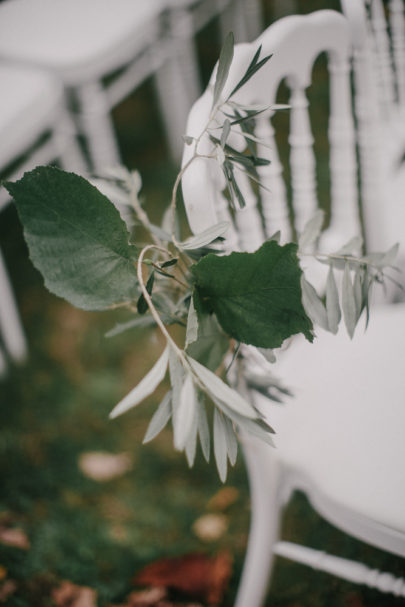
[254,303,405,554]
[0,62,64,168]
[0,0,164,83]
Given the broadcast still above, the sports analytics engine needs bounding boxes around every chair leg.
[76,80,121,173]
[235,437,283,607]
[0,248,27,365]
[154,8,202,162]
[218,0,263,43]
[55,103,89,175]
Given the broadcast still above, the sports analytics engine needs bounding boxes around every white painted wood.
[182,10,405,607]
[390,0,405,105]
[288,86,317,235]
[370,0,396,114]
[256,115,291,242]
[275,541,405,596]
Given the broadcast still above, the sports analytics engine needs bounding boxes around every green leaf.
[228,47,272,99]
[173,373,197,451]
[185,296,199,348]
[5,166,139,311]
[180,221,229,251]
[298,210,324,251]
[212,32,234,108]
[220,119,231,148]
[186,296,229,371]
[342,264,357,338]
[191,240,313,349]
[186,355,257,419]
[197,396,210,462]
[325,266,341,334]
[109,345,169,419]
[213,409,228,482]
[136,271,155,314]
[143,392,172,444]
[301,277,328,331]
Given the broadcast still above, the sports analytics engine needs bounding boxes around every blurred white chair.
[0,0,263,168]
[181,10,405,606]
[341,0,405,299]
[0,62,86,375]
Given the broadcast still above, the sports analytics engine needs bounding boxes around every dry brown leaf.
[0,526,30,550]
[206,487,239,511]
[133,551,232,605]
[52,580,97,607]
[192,514,228,542]
[78,451,132,482]
[0,579,17,602]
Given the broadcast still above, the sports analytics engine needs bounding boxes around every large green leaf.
[191,240,313,349]
[5,166,139,310]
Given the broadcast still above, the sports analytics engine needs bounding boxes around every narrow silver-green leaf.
[174,373,197,451]
[187,355,256,419]
[185,297,199,348]
[212,32,234,108]
[220,119,231,148]
[222,414,238,466]
[6,167,139,310]
[197,397,210,462]
[325,266,341,334]
[184,399,199,467]
[215,400,275,447]
[342,264,357,338]
[298,210,324,251]
[213,409,228,482]
[109,345,169,419]
[180,221,230,251]
[168,347,184,415]
[143,392,172,444]
[301,277,328,331]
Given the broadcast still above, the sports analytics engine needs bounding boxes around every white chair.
[340,0,405,300]
[0,0,263,168]
[0,61,86,375]
[181,10,405,605]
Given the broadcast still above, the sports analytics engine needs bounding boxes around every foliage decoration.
[3,34,398,481]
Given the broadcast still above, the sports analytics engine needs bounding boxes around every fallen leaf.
[207,486,239,510]
[52,581,97,607]
[0,579,17,602]
[0,526,30,550]
[110,586,167,606]
[133,551,232,605]
[192,514,228,542]
[78,451,132,481]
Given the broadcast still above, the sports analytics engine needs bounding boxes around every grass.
[1,2,404,605]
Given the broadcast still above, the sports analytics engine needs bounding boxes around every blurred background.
[0,0,404,605]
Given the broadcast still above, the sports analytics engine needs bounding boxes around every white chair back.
[182,11,362,259]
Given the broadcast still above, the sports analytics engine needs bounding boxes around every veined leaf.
[212,32,234,108]
[137,271,155,314]
[298,210,324,251]
[180,221,230,251]
[185,296,199,348]
[5,167,139,310]
[213,409,228,482]
[342,264,357,338]
[214,399,275,447]
[191,240,313,349]
[186,355,257,419]
[301,277,328,331]
[109,345,169,419]
[143,392,172,444]
[174,373,197,451]
[187,297,229,371]
[325,266,341,334]
[197,397,210,462]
